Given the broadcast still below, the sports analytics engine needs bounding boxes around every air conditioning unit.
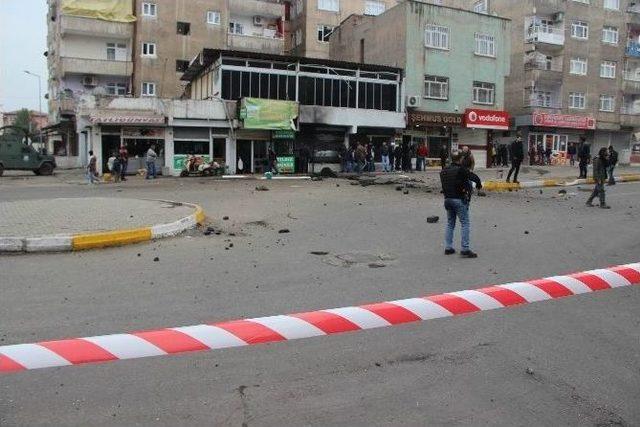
[406,95,421,108]
[553,12,564,22]
[82,75,97,87]
[253,16,264,26]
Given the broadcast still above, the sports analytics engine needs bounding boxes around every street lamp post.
[23,70,43,151]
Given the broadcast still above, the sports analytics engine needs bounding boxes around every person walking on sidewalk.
[119,144,128,181]
[86,150,100,184]
[381,142,391,172]
[578,138,590,179]
[440,151,483,259]
[607,146,618,185]
[416,142,428,171]
[506,136,524,183]
[567,143,577,167]
[586,147,610,209]
[146,144,158,179]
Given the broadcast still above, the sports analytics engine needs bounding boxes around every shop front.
[406,110,464,167]
[463,108,510,168]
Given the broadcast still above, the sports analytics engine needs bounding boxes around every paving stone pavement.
[0,198,196,237]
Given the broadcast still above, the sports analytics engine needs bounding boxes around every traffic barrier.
[1,262,638,374]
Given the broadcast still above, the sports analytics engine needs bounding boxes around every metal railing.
[623,70,640,81]
[525,26,565,45]
[524,98,562,108]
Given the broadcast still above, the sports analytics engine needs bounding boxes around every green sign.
[273,130,296,139]
[276,156,295,174]
[240,98,298,130]
[173,154,210,170]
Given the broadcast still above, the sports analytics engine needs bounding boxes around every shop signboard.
[532,113,596,130]
[89,115,165,125]
[407,111,463,127]
[276,156,295,173]
[273,130,296,139]
[464,109,510,130]
[173,154,210,171]
[240,98,299,130]
[122,128,165,138]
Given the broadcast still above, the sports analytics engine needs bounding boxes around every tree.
[12,109,35,134]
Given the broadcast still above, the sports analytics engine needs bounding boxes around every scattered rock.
[153,257,159,262]
[375,362,382,367]
[524,231,530,235]
[336,184,340,187]
[395,185,403,191]
[368,262,387,268]
[137,253,141,257]
[255,185,269,191]
[278,229,290,234]
[525,367,535,376]
[229,232,236,237]
[403,190,409,195]
[426,216,439,224]
[320,167,337,178]
[310,251,329,256]
[223,216,229,220]
[477,191,487,197]
[558,189,567,194]
[229,243,234,248]
[311,176,323,181]
[539,189,543,194]
[203,230,212,236]
[350,181,359,186]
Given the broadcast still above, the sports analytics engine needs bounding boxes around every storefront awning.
[89,115,165,125]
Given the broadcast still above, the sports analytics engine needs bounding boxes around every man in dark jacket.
[607,146,618,185]
[506,136,524,183]
[440,151,483,259]
[578,138,590,179]
[440,144,449,169]
[586,147,610,209]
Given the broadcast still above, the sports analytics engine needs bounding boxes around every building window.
[142,2,156,17]
[177,21,191,35]
[424,75,449,100]
[473,81,495,105]
[600,95,615,112]
[106,43,126,61]
[602,26,618,45]
[142,82,156,97]
[474,33,496,57]
[603,0,619,10]
[294,28,303,46]
[572,0,590,3]
[141,42,156,57]
[291,0,303,17]
[424,25,449,50]
[570,57,587,75]
[473,0,488,13]
[106,82,127,96]
[317,25,334,42]
[229,22,244,35]
[364,1,385,16]
[318,0,339,12]
[600,60,617,78]
[176,60,189,73]
[569,92,586,109]
[207,11,221,25]
[571,21,589,39]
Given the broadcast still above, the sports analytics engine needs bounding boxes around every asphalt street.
[0,172,639,426]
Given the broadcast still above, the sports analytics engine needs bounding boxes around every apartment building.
[473,0,636,162]
[330,1,511,167]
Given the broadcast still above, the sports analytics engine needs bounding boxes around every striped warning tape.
[1,263,639,374]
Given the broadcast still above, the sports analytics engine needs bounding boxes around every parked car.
[0,126,56,176]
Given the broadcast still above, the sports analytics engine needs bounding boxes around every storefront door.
[237,140,252,173]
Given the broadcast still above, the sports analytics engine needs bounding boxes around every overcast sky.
[0,0,49,113]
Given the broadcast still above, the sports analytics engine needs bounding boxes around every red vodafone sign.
[532,113,596,130]
[464,109,510,130]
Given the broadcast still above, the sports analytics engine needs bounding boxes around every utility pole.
[23,70,43,150]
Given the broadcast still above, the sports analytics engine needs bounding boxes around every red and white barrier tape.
[1,263,639,374]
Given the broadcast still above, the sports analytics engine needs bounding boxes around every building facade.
[330,1,511,167]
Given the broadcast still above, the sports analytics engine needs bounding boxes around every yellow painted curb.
[483,181,522,192]
[543,179,558,187]
[620,174,640,182]
[72,228,153,251]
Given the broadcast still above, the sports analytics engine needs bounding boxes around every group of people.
[86,144,159,184]
[528,144,554,166]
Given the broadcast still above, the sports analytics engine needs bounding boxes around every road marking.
[1,262,639,374]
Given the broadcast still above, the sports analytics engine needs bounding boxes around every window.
[570,57,587,75]
[229,22,243,35]
[176,60,189,73]
[572,0,589,3]
[601,60,616,78]
[141,42,156,57]
[106,43,126,61]
[207,11,221,25]
[424,75,449,100]
[294,28,303,46]
[602,26,618,44]
[142,2,156,17]
[364,1,385,16]
[177,22,191,35]
[603,0,619,10]
[600,95,615,112]
[569,92,586,109]
[533,90,552,107]
[473,0,488,13]
[424,25,449,50]
[106,82,127,96]
[142,82,156,97]
[317,25,334,42]
[318,0,339,12]
[473,81,495,105]
[571,21,589,39]
[474,33,496,57]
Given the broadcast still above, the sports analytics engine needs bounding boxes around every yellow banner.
[61,0,136,23]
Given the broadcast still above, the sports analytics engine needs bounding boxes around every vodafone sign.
[464,109,510,130]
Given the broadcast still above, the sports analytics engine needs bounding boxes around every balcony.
[524,97,562,109]
[60,15,132,39]
[620,105,640,127]
[623,71,640,93]
[228,33,284,55]
[229,0,284,18]
[59,97,77,115]
[626,42,640,58]
[524,59,563,85]
[525,26,565,47]
[61,57,133,77]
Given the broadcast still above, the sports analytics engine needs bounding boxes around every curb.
[0,202,206,254]
[483,174,640,192]
[1,262,638,374]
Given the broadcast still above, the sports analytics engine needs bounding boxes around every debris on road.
[278,229,290,234]
[310,251,329,256]
[426,216,439,224]
[153,257,159,262]
[223,216,230,220]
[255,185,269,191]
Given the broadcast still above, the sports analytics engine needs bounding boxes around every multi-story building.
[472,0,636,163]
[330,0,511,167]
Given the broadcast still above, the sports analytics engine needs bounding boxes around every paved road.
[0,174,639,426]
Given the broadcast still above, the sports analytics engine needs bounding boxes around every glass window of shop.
[174,128,210,155]
[528,133,568,152]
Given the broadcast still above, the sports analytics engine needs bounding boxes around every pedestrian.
[607,146,618,185]
[86,150,100,184]
[267,146,278,174]
[545,146,552,165]
[389,142,396,172]
[346,145,355,173]
[500,143,509,167]
[146,144,158,179]
[366,143,375,172]
[381,142,390,172]
[528,144,536,166]
[119,144,128,181]
[586,147,610,209]
[567,143,577,167]
[460,146,475,171]
[402,140,412,172]
[416,142,428,171]
[578,138,590,179]
[394,143,403,171]
[440,150,483,258]
[110,151,121,183]
[355,142,366,174]
[440,143,449,169]
[506,136,524,183]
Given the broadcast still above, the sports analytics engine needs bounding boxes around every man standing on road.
[440,144,449,169]
[578,137,590,179]
[86,150,100,184]
[440,151,483,258]
[416,142,428,171]
[586,147,610,209]
[146,144,158,180]
[381,142,390,172]
[119,144,128,181]
[607,146,618,185]
[567,143,577,167]
[460,146,475,171]
[506,136,524,183]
